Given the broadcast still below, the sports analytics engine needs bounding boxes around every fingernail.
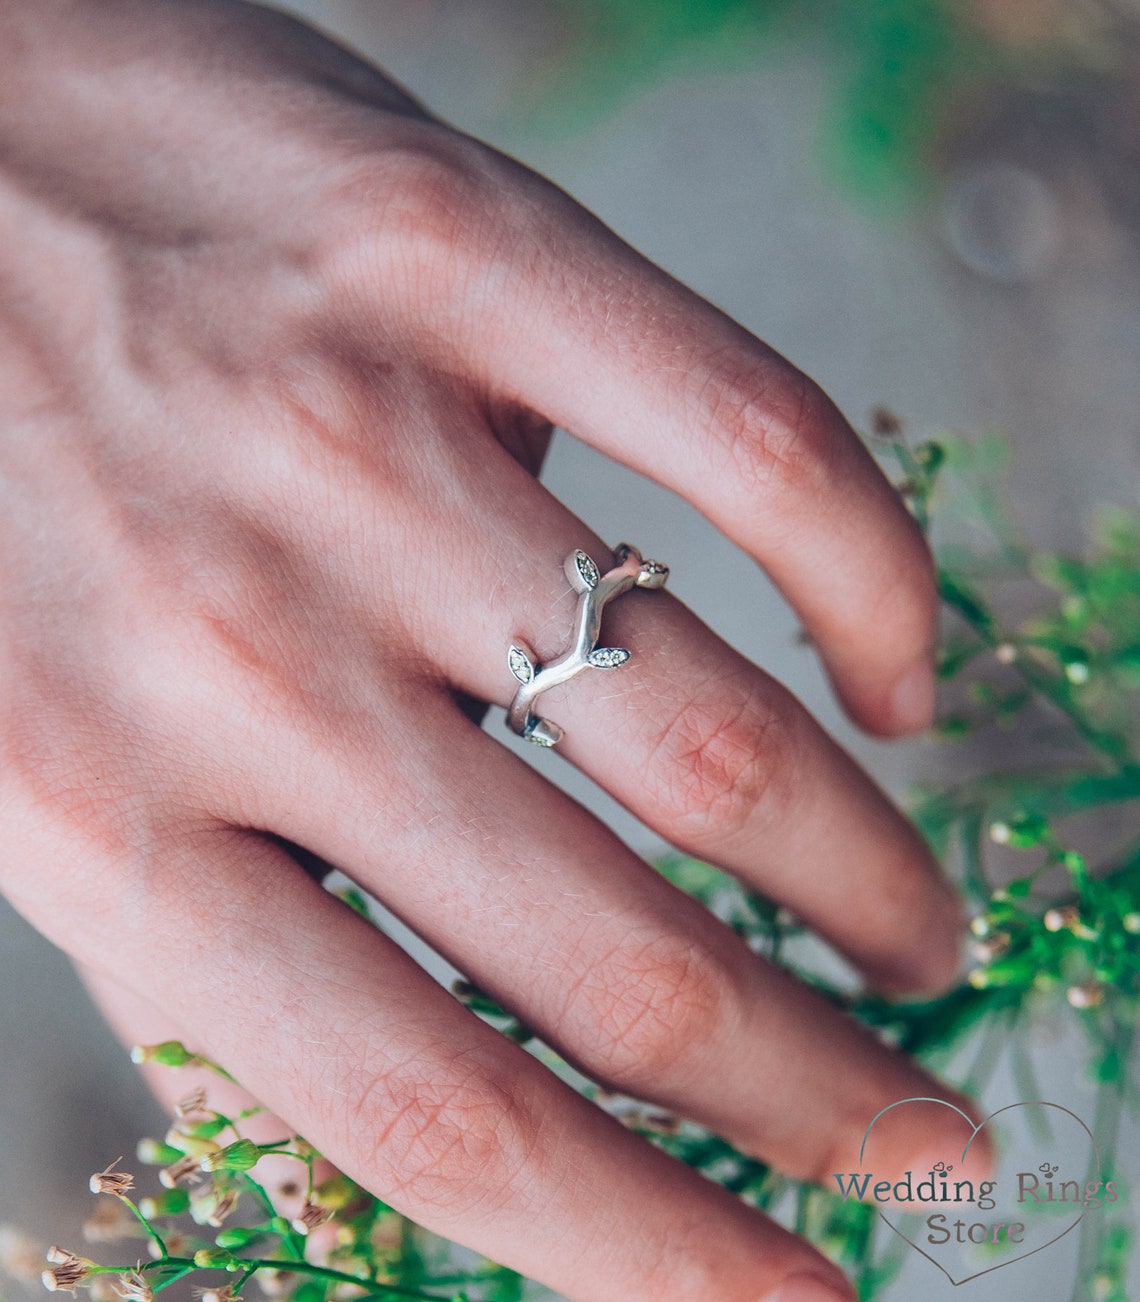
[890,656,936,733]
[762,1273,854,1302]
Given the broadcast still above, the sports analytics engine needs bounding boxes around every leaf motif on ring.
[588,647,631,669]
[508,645,535,684]
[573,550,600,590]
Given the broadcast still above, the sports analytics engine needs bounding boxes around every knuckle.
[645,678,791,844]
[324,129,508,294]
[382,150,493,253]
[566,933,737,1091]
[350,1051,542,1219]
[696,354,836,502]
[0,697,148,857]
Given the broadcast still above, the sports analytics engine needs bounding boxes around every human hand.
[0,3,972,1299]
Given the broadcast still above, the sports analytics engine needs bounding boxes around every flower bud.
[176,1117,227,1142]
[130,1042,193,1068]
[989,814,1047,849]
[1066,982,1104,1009]
[89,1164,134,1198]
[971,932,1010,964]
[969,955,1028,988]
[112,1270,153,1302]
[0,1226,42,1284]
[311,1174,360,1212]
[192,1249,239,1272]
[254,1269,293,1297]
[290,1203,330,1237]
[175,1088,208,1119]
[159,1156,200,1190]
[206,1192,240,1230]
[214,1227,259,1252]
[201,1141,260,1174]
[41,1249,93,1294]
[138,1189,190,1220]
[165,1128,221,1159]
[1044,905,1081,933]
[915,440,944,472]
[1061,648,1090,685]
[195,1287,240,1302]
[136,1139,184,1168]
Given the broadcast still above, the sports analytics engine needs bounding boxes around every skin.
[0,3,985,1299]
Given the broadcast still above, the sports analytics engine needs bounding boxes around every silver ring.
[506,543,669,747]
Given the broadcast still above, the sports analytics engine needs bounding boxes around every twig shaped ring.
[507,543,669,747]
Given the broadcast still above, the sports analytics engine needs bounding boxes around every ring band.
[507,543,669,747]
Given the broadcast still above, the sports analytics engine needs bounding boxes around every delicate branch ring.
[506,543,669,747]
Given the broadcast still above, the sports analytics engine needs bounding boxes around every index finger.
[454,162,937,738]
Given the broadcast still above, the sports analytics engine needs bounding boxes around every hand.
[0,3,971,1299]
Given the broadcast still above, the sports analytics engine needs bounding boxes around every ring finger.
[315,428,963,998]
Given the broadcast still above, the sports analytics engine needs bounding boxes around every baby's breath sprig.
[10,1065,519,1301]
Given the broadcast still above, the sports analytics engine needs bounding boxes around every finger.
[243,688,976,1190]
[20,825,858,1302]
[304,434,958,995]
[412,155,938,737]
[80,964,293,1144]
[488,532,960,996]
[80,965,341,1232]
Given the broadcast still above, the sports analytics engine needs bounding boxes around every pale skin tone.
[0,3,984,1299]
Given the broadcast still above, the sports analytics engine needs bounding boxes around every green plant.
[535,1,1139,206]
[2,426,1137,1301]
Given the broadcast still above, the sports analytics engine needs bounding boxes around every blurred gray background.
[2,3,1138,1300]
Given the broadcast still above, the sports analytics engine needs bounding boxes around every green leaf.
[939,570,997,634]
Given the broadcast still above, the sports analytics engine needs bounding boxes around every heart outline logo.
[858,1097,1100,1287]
